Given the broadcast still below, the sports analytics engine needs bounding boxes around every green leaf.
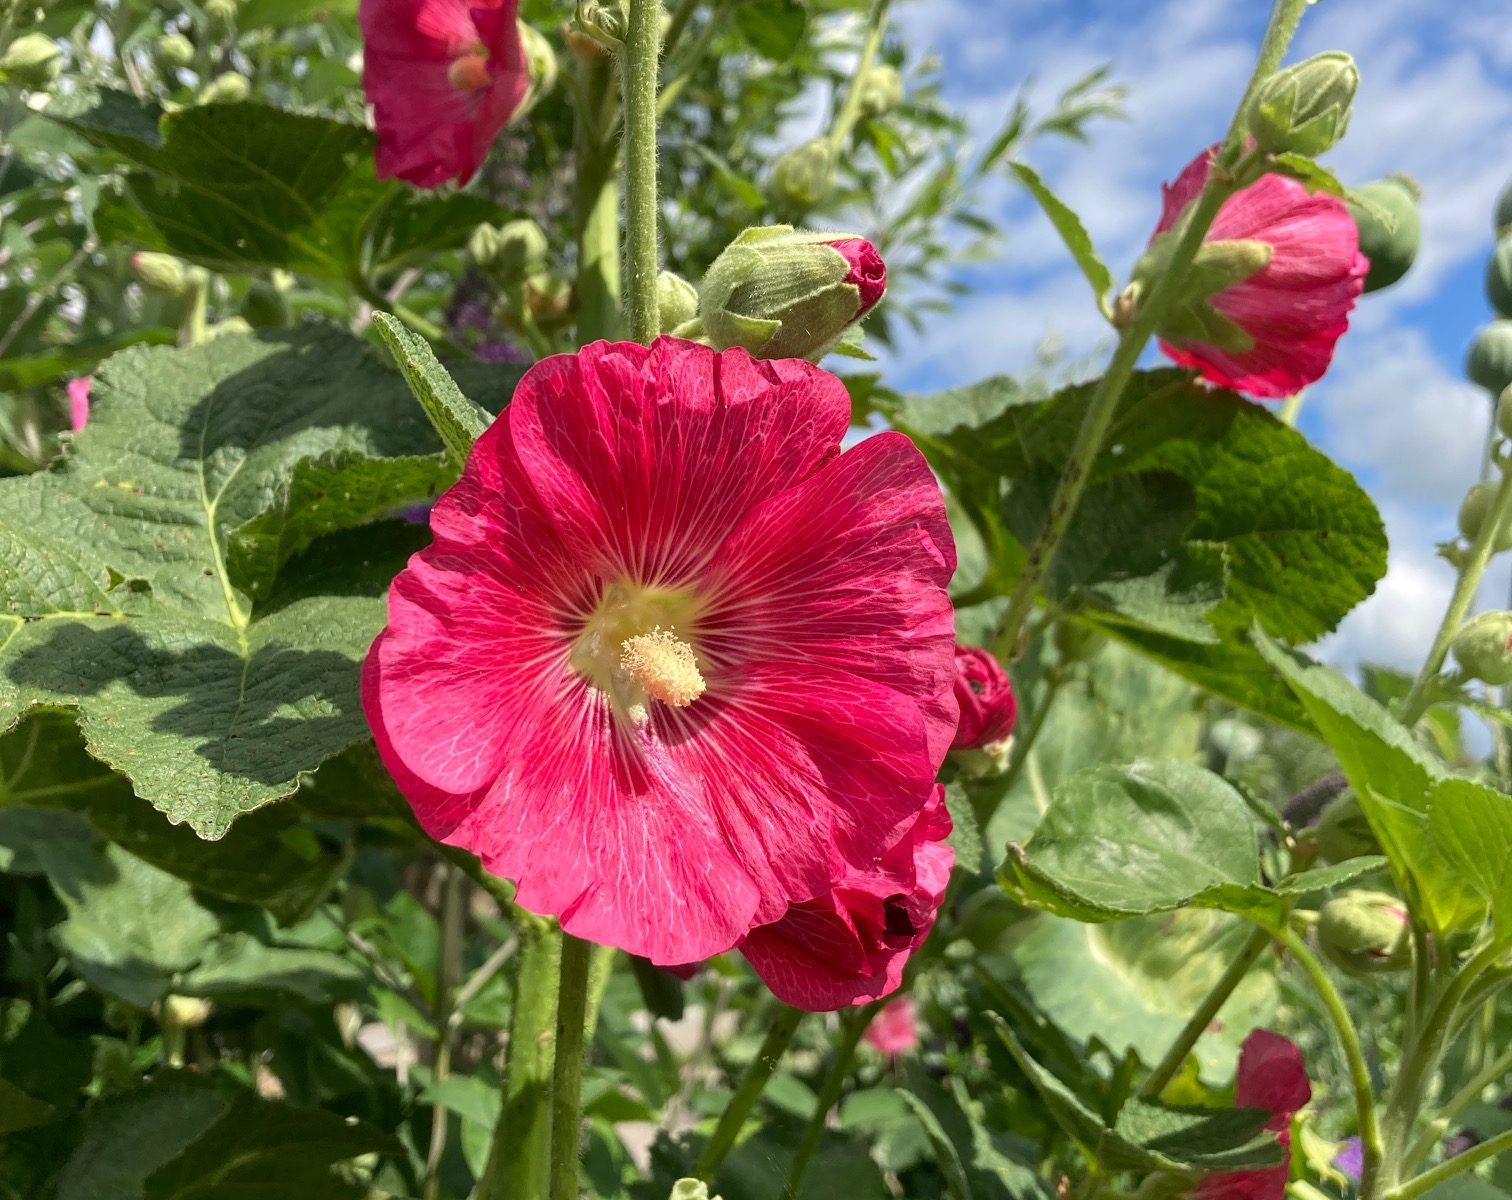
[944,780,987,875]
[734,0,808,61]
[178,936,366,1004]
[0,327,175,391]
[1008,162,1113,307]
[0,1078,54,1134]
[1269,154,1349,199]
[0,326,447,837]
[1428,778,1512,944]
[372,312,493,466]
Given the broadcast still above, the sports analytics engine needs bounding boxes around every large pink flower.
[1193,1029,1311,1200]
[1152,145,1368,399]
[364,338,957,965]
[359,0,528,187]
[737,786,953,1011]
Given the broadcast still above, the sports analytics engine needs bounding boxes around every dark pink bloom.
[1193,1029,1311,1200]
[829,237,887,315]
[737,786,953,1011]
[951,644,1016,749]
[865,995,919,1055]
[1152,145,1368,399]
[363,338,957,966]
[359,0,529,187]
[66,376,90,432]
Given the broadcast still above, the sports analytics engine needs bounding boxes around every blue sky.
[879,0,1512,672]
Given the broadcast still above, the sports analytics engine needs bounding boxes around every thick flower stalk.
[359,0,530,187]
[1147,145,1368,398]
[364,337,957,987]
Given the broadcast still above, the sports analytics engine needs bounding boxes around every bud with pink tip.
[951,644,1017,751]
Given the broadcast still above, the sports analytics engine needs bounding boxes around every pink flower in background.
[865,995,920,1055]
[951,644,1016,749]
[738,786,953,1011]
[1152,145,1368,399]
[66,376,90,431]
[363,338,957,967]
[359,0,529,187]
[1193,1029,1311,1200]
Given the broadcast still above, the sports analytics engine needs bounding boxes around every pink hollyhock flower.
[66,376,90,432]
[737,787,953,1011]
[1151,145,1368,399]
[363,337,957,966]
[828,237,888,317]
[359,0,529,187]
[1193,1029,1311,1200]
[951,644,1016,750]
[865,995,919,1055]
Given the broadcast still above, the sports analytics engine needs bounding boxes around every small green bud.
[656,271,699,333]
[1347,176,1421,294]
[769,139,837,213]
[669,1182,721,1200]
[1457,483,1512,553]
[1053,620,1107,663]
[198,71,250,105]
[240,278,293,328]
[160,994,214,1028]
[575,0,629,49]
[699,226,886,361]
[468,219,549,284]
[1314,791,1380,864]
[131,251,191,296]
[1468,321,1512,399]
[1208,718,1264,765]
[1450,610,1512,685]
[856,64,904,119]
[155,32,196,73]
[524,273,573,322]
[1317,890,1410,977]
[0,32,62,89]
[518,21,558,108]
[1497,386,1512,442]
[1487,235,1512,321]
[1245,51,1358,158]
[1495,175,1512,239]
[205,0,238,36]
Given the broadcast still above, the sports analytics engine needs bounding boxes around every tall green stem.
[1399,461,1512,725]
[575,56,622,343]
[1402,1043,1512,1172]
[994,670,1066,806]
[422,867,465,1200]
[827,0,892,152]
[782,1003,878,1200]
[1387,1129,1512,1200]
[693,1005,805,1181]
[622,0,663,343]
[548,935,593,1200]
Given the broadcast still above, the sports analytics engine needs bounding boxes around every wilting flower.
[1149,145,1367,399]
[359,0,530,187]
[865,995,920,1055]
[1194,1029,1311,1200]
[951,644,1016,750]
[738,787,952,1011]
[364,338,957,967]
[66,376,90,432]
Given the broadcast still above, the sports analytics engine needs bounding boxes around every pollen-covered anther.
[447,48,491,93]
[620,627,705,708]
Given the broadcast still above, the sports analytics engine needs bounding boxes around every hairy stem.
[548,935,593,1200]
[622,0,663,343]
[693,1005,805,1181]
[1402,1043,1512,1172]
[782,1003,878,1200]
[1387,1129,1512,1200]
[827,0,893,152]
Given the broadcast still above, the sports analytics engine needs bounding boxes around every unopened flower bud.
[132,251,191,296]
[1317,890,1410,977]
[1457,483,1512,553]
[1487,235,1512,320]
[1347,175,1420,294]
[1053,620,1106,663]
[1208,718,1264,765]
[575,0,629,49]
[519,21,558,108]
[240,278,292,328]
[656,270,699,333]
[1497,386,1512,442]
[668,1182,721,1200]
[699,225,886,361]
[160,993,214,1028]
[1314,790,1380,864]
[1498,175,1512,239]
[524,273,572,322]
[1451,611,1512,685]
[198,71,250,105]
[155,32,196,73]
[206,0,239,34]
[469,219,549,284]
[1245,51,1357,158]
[951,644,1016,750]
[856,64,904,119]
[769,138,837,213]
[1468,321,1512,399]
[0,32,62,90]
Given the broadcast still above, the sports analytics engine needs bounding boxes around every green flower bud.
[1488,235,1512,321]
[519,21,558,108]
[468,219,549,284]
[1451,610,1512,685]
[769,139,837,213]
[656,270,699,333]
[0,32,62,90]
[1497,386,1512,442]
[155,32,196,73]
[1468,321,1512,399]
[524,273,572,322]
[1347,176,1421,294]
[1053,620,1106,663]
[131,251,191,296]
[1314,790,1380,864]
[1317,890,1410,977]
[856,64,904,119]
[1457,482,1512,553]
[669,1181,721,1200]
[575,0,629,49]
[198,71,250,105]
[1495,175,1512,239]
[699,225,887,361]
[206,0,239,35]
[240,278,292,328]
[1245,51,1358,158]
[1208,718,1264,765]
[160,994,214,1028]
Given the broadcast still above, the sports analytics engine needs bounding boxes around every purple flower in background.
[1334,1137,1363,1182]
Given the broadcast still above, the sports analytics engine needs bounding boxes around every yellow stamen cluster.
[619,627,706,708]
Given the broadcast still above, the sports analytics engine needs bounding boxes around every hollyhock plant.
[363,337,957,968]
[66,376,90,432]
[1149,145,1368,399]
[359,0,529,187]
[1194,1029,1311,1200]
[951,644,1017,750]
[738,786,953,1010]
[865,995,920,1055]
